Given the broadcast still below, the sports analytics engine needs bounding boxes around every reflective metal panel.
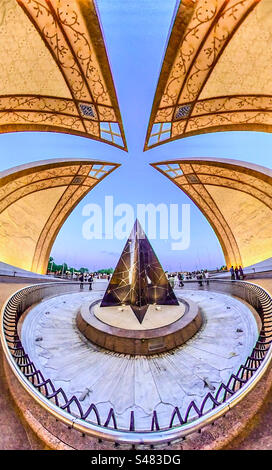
[101,219,179,323]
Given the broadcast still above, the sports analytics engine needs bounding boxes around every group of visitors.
[77,272,112,290]
[78,272,94,290]
[183,270,209,280]
[76,266,245,292]
[230,265,244,280]
[167,270,210,288]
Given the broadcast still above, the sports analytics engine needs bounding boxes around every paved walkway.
[0,278,106,450]
[226,277,272,450]
[251,278,272,295]
[0,280,33,449]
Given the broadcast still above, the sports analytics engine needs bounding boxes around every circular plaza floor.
[20,288,259,430]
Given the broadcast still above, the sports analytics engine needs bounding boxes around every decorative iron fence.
[1,279,272,445]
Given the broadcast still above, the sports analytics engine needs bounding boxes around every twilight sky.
[0,0,272,272]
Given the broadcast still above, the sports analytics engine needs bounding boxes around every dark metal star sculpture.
[100,219,179,323]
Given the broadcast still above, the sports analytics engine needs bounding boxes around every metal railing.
[1,279,272,446]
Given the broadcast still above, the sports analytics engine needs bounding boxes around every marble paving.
[93,302,185,330]
[20,288,259,431]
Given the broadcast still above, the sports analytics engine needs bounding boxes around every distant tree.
[47,258,73,273]
[48,258,112,275]
[62,263,68,272]
[47,257,56,272]
[79,267,89,273]
[97,268,114,275]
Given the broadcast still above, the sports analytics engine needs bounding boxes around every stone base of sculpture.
[76,297,202,355]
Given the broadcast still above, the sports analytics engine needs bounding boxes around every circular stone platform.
[94,302,185,330]
[76,298,202,355]
[20,289,260,431]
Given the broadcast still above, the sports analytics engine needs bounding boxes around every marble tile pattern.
[21,288,259,430]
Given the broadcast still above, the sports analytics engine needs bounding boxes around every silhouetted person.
[235,266,239,280]
[178,272,184,287]
[79,273,84,290]
[88,274,93,290]
[203,270,210,285]
[230,266,235,280]
[239,265,244,280]
[197,273,203,287]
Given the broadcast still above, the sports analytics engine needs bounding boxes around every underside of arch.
[145,0,272,150]
[0,0,127,150]
[151,158,272,269]
[0,158,120,274]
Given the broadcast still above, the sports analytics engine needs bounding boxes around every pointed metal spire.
[100,219,179,323]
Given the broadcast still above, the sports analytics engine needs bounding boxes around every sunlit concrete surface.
[145,0,272,149]
[0,261,53,279]
[152,158,272,269]
[21,289,259,430]
[0,159,119,274]
[252,279,272,297]
[0,280,35,449]
[0,0,127,149]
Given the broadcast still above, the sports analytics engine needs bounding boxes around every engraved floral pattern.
[0,1,126,148]
[145,0,263,149]
[186,110,272,134]
[0,160,117,273]
[154,159,272,267]
[192,96,272,116]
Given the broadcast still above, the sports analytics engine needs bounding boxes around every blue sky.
[0,0,272,272]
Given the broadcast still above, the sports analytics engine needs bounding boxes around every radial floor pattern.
[21,287,259,430]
